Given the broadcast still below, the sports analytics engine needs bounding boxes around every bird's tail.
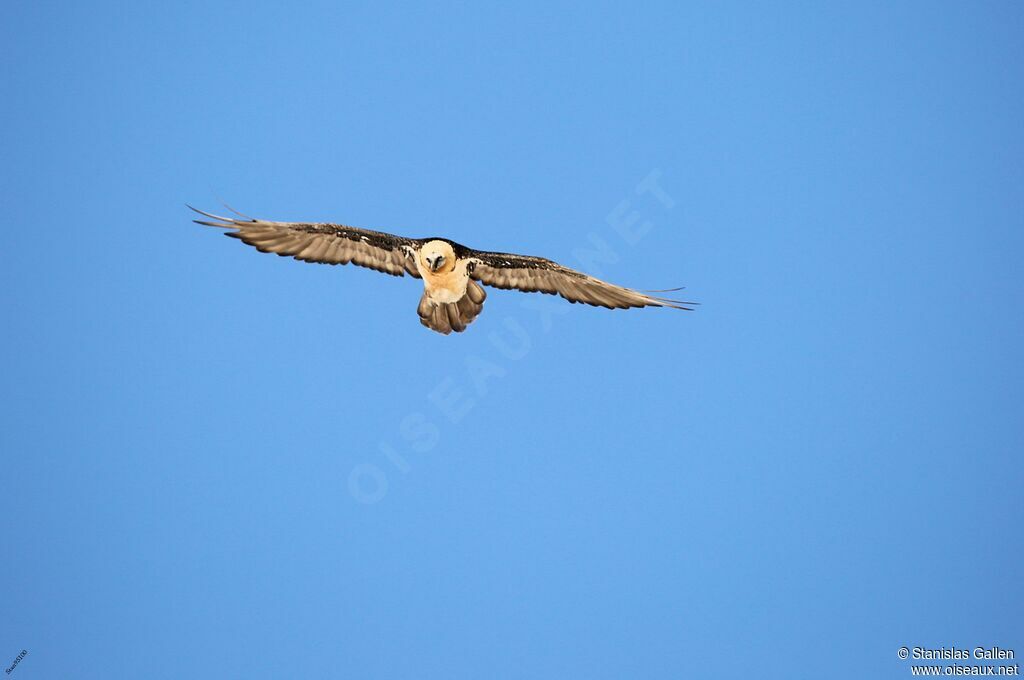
[417,281,487,335]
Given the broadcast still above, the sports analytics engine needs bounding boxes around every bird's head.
[421,240,455,274]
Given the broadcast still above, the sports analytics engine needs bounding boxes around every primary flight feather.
[190,206,694,335]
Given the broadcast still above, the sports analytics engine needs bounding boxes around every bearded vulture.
[190,206,694,335]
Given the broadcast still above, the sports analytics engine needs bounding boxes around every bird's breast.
[422,265,470,304]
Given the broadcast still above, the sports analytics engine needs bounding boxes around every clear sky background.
[2,2,1021,678]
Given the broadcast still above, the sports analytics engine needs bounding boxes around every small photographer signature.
[5,650,27,675]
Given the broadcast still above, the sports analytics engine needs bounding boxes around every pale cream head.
[420,240,456,274]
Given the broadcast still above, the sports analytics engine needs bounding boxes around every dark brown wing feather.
[467,250,693,310]
[190,206,421,278]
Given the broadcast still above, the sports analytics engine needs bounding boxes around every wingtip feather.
[188,204,241,225]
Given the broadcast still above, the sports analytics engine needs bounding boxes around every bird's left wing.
[466,250,693,310]
[190,206,421,278]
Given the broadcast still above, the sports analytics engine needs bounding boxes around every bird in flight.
[190,206,694,335]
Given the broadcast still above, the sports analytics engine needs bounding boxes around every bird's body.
[410,239,484,333]
[190,207,693,335]
[416,240,469,302]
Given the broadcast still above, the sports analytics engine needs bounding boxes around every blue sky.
[2,2,1022,678]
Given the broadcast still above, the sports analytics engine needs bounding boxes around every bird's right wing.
[190,206,422,278]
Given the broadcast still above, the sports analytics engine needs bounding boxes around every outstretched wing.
[466,250,694,310]
[190,206,421,278]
